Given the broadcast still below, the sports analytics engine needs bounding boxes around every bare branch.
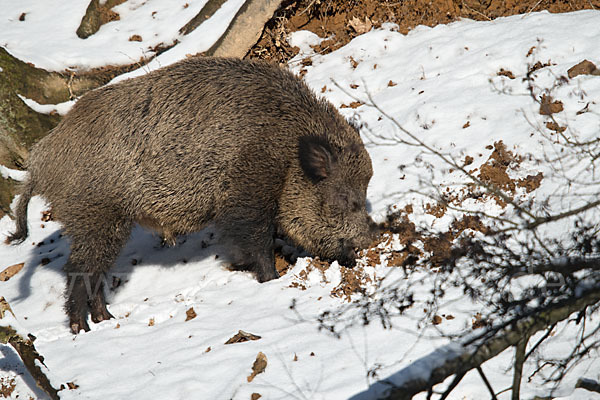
[476,367,498,400]
[511,336,528,400]
[351,287,600,400]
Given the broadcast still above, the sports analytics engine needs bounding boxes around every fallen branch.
[179,0,230,35]
[576,378,600,394]
[0,298,60,400]
[351,287,600,400]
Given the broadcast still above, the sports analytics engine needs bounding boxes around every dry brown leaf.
[301,57,312,66]
[472,312,489,329]
[0,297,16,319]
[545,121,566,133]
[340,101,364,109]
[247,352,267,382]
[225,330,261,344]
[497,68,515,79]
[349,16,372,34]
[148,317,155,326]
[0,263,24,282]
[185,307,197,321]
[41,210,53,222]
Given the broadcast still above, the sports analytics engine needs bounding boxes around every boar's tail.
[6,177,34,244]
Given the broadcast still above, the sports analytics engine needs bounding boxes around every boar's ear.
[298,135,336,182]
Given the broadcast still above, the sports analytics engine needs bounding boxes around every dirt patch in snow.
[283,140,545,300]
[472,141,543,207]
[248,0,600,63]
[0,377,16,398]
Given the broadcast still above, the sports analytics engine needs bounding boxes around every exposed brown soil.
[474,141,544,207]
[478,141,522,196]
[539,94,564,115]
[282,139,545,301]
[248,0,600,63]
[0,377,16,398]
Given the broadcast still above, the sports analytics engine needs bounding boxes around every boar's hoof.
[70,317,90,334]
[257,269,280,283]
[90,300,114,324]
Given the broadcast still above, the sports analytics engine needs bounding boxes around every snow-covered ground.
[0,0,245,72]
[1,3,600,399]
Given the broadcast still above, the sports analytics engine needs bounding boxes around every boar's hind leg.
[63,213,132,333]
[220,210,279,283]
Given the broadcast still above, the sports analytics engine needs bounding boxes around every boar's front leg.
[219,207,279,283]
[62,209,132,333]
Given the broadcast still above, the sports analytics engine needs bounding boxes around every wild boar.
[8,57,376,333]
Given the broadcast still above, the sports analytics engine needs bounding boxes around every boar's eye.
[333,192,361,213]
[335,193,349,208]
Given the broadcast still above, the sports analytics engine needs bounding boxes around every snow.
[17,95,75,116]
[0,166,27,181]
[2,6,600,400]
[0,302,29,339]
[111,0,247,83]
[0,0,243,71]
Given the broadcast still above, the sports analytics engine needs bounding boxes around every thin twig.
[440,371,467,400]
[476,367,498,400]
[512,336,528,400]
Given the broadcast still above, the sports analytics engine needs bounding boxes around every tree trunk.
[0,48,137,217]
[355,287,600,400]
[205,0,284,58]
[1,298,60,400]
[77,0,127,39]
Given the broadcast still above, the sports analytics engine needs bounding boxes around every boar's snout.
[338,241,359,268]
[368,216,383,240]
[336,226,375,268]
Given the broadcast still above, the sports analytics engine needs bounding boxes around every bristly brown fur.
[10,57,377,333]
